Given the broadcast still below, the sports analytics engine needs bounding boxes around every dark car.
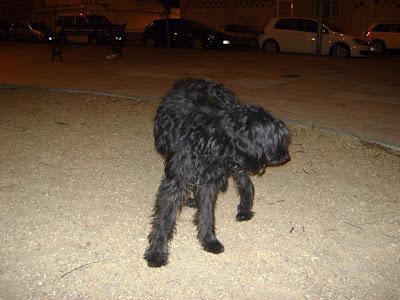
[143,18,231,49]
[10,21,53,42]
[219,24,261,48]
[55,14,126,44]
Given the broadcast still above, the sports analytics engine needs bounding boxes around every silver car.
[258,17,374,58]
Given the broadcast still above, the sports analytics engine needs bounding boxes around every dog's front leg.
[144,177,184,267]
[195,184,224,254]
[233,172,255,221]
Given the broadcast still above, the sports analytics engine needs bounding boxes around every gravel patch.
[0,90,399,299]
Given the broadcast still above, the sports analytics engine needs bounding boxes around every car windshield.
[87,15,111,26]
[31,23,50,31]
[323,21,343,33]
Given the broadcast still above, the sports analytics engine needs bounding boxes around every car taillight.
[365,31,371,37]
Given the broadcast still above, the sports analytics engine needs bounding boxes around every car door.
[179,21,202,48]
[169,20,185,47]
[273,18,299,52]
[74,16,89,43]
[11,22,25,40]
[294,19,319,54]
[154,20,167,47]
[21,23,33,41]
[395,24,400,49]
[385,24,400,49]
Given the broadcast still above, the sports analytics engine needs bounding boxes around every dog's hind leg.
[194,183,224,254]
[233,172,255,221]
[144,177,186,267]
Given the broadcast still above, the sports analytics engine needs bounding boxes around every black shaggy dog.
[144,78,290,267]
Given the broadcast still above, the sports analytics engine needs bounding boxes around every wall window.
[314,0,339,17]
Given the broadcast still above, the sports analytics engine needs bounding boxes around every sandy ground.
[0,89,399,299]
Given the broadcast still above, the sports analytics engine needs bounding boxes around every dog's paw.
[236,211,254,222]
[144,250,168,268]
[203,239,224,254]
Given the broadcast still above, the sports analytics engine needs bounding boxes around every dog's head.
[232,106,290,175]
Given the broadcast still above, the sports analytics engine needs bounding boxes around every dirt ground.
[0,89,399,299]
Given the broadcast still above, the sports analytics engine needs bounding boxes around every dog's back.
[164,78,238,109]
[154,78,239,158]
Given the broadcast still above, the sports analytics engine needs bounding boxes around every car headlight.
[223,40,231,45]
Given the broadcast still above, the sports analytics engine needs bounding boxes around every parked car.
[143,18,231,49]
[219,24,260,48]
[258,17,373,58]
[10,21,53,42]
[55,14,126,44]
[363,22,400,53]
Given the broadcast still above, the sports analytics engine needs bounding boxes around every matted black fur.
[144,78,290,267]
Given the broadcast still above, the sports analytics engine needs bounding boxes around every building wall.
[0,0,32,21]
[351,0,400,35]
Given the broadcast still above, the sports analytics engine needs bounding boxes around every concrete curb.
[1,83,399,154]
[0,83,154,103]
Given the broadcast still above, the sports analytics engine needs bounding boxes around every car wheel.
[192,39,203,49]
[263,39,279,53]
[331,43,350,58]
[373,40,385,54]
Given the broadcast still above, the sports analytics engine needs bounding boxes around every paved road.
[1,43,399,149]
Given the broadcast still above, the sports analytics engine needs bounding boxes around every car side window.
[76,16,87,27]
[274,19,296,30]
[184,21,201,32]
[168,21,180,32]
[298,19,317,33]
[154,21,166,32]
[224,25,236,33]
[387,24,398,33]
[373,23,388,32]
[56,16,74,27]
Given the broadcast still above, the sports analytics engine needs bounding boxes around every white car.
[258,17,373,58]
[364,22,400,53]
